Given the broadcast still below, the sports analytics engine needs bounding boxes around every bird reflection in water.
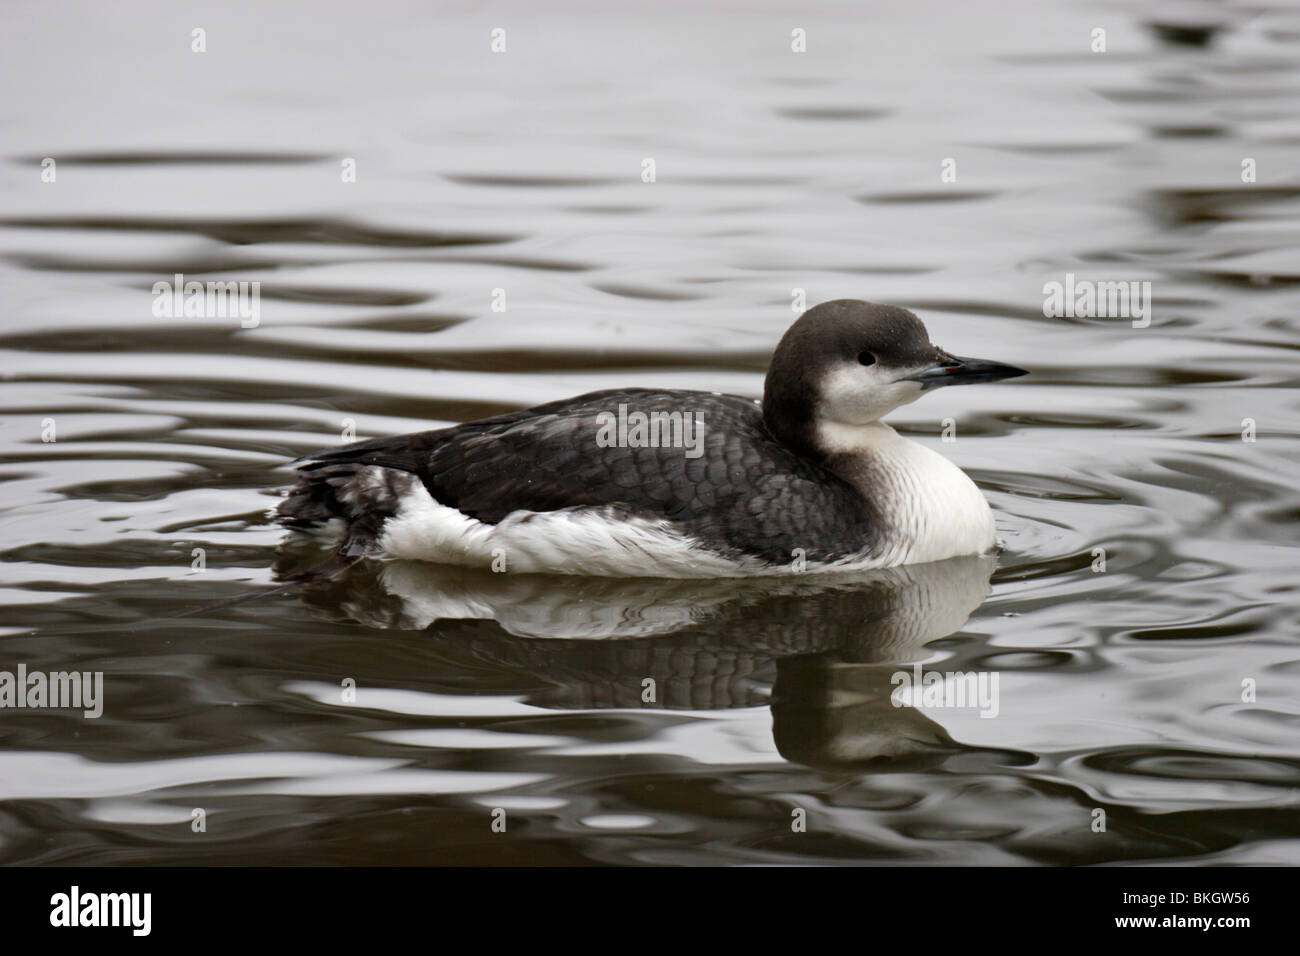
[277,547,997,771]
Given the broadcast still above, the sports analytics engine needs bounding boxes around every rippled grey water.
[2,0,1299,865]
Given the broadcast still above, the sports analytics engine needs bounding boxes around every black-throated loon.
[278,300,1026,577]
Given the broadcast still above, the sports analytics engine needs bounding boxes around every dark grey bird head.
[762,300,1026,459]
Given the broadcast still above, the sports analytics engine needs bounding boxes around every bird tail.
[277,461,417,555]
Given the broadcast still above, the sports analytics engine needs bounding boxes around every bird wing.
[293,388,874,563]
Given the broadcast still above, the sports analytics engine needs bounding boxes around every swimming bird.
[278,300,1025,577]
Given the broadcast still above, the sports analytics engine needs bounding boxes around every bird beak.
[902,352,1028,390]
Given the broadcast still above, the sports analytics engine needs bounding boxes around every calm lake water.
[2,0,1299,865]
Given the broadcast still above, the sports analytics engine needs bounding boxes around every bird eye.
[857,351,876,366]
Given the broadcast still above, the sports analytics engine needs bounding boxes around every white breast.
[817,421,996,566]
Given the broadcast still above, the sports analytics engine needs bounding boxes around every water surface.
[2,0,1299,865]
